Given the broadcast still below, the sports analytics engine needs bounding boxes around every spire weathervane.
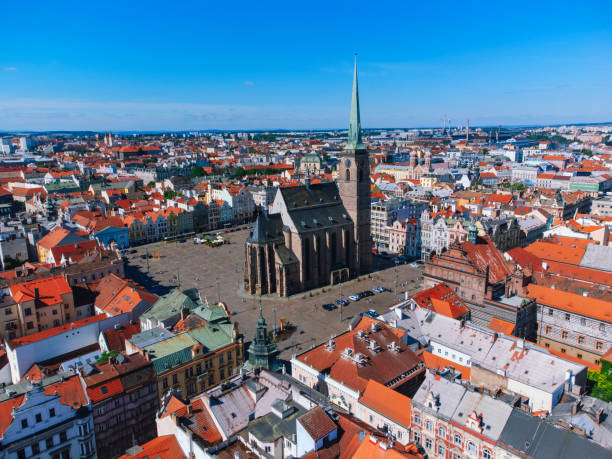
[345,53,365,150]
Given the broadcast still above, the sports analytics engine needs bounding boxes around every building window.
[59,430,67,442]
[565,313,570,321]
[548,308,553,316]
[454,434,462,446]
[561,348,566,353]
[24,307,32,316]
[413,413,421,424]
[437,426,446,438]
[46,437,54,449]
[17,450,26,459]
[545,326,552,335]
[21,419,27,428]
[172,374,178,385]
[578,336,585,345]
[562,331,569,339]
[600,323,606,332]
[437,444,445,456]
[163,378,168,389]
[425,438,432,449]
[483,449,491,459]
[49,408,55,417]
[413,432,421,444]
[26,321,34,330]
[467,441,476,454]
[426,420,433,431]
[596,341,603,351]
[35,413,42,422]
[580,318,586,326]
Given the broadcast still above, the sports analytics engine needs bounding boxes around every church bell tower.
[337,55,372,275]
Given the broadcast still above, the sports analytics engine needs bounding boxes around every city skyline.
[1,0,611,130]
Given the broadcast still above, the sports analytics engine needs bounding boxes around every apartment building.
[126,306,243,401]
[81,353,159,459]
[528,284,611,364]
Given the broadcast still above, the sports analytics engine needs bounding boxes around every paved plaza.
[124,229,425,359]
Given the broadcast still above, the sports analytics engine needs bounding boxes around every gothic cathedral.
[244,57,372,297]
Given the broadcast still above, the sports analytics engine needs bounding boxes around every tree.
[230,167,246,179]
[191,165,207,178]
[147,181,156,187]
[164,190,178,200]
[511,182,525,191]
[3,256,22,271]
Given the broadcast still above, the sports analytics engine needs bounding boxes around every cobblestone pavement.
[124,229,424,360]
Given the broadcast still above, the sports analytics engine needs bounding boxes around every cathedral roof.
[278,182,341,210]
[248,213,283,244]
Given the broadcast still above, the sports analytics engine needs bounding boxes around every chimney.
[596,408,604,425]
[34,288,39,300]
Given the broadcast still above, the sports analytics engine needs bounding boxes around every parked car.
[360,291,374,297]
[336,299,350,307]
[392,257,400,264]
[409,262,419,268]
[348,294,361,301]
[372,286,385,293]
[323,303,337,311]
[364,309,378,318]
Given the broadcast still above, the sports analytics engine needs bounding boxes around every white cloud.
[3,67,17,72]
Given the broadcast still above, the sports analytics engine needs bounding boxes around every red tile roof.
[527,283,612,324]
[9,275,72,307]
[118,435,186,459]
[0,396,25,438]
[411,283,469,319]
[462,236,513,284]
[487,318,516,336]
[359,379,412,428]
[44,375,89,409]
[297,317,423,393]
[298,406,337,441]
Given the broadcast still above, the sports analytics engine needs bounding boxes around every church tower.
[337,55,372,275]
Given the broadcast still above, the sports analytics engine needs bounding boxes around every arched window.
[454,434,462,446]
[467,441,477,454]
[483,450,491,459]
[425,420,433,431]
[437,426,446,438]
[345,169,350,181]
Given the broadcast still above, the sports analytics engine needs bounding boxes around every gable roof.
[359,379,412,428]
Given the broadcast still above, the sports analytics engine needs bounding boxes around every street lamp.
[272,307,277,339]
[339,282,344,322]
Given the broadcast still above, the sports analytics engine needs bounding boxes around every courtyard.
[124,229,425,359]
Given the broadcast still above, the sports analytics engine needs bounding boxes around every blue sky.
[1,0,611,131]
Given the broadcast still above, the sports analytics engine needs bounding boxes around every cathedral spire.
[345,53,365,150]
